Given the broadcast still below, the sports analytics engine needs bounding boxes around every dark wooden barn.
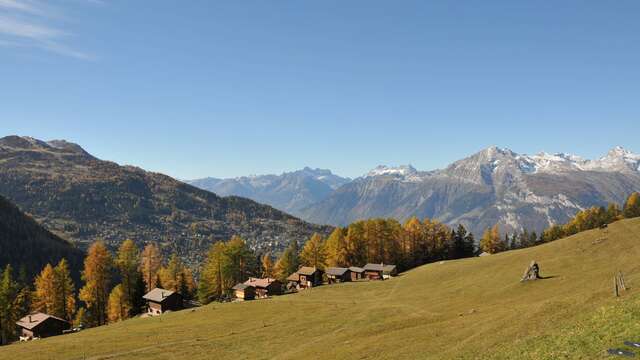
[233,283,256,301]
[349,266,365,281]
[16,312,70,340]
[326,267,351,284]
[363,263,398,280]
[363,263,385,280]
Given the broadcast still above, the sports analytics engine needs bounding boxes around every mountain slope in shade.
[300,146,640,236]
[0,194,84,281]
[187,167,351,216]
[0,136,331,268]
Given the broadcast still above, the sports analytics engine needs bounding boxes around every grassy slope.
[4,218,640,360]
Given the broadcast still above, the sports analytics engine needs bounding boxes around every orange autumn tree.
[140,243,162,292]
[79,241,113,327]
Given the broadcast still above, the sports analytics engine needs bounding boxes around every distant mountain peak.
[366,165,418,178]
[0,135,92,158]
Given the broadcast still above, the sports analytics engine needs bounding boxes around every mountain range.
[187,168,351,215]
[0,136,331,268]
[190,146,640,236]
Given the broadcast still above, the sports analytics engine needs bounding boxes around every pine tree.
[107,284,129,323]
[115,240,141,316]
[53,259,76,320]
[275,240,300,281]
[624,192,640,219]
[140,243,162,293]
[79,241,113,327]
[324,228,349,268]
[0,265,21,345]
[451,224,474,259]
[299,233,327,270]
[260,252,275,278]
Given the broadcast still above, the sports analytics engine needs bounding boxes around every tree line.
[0,240,196,344]
[479,192,640,254]
[197,218,476,304]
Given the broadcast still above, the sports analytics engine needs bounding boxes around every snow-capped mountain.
[187,167,351,215]
[299,146,640,236]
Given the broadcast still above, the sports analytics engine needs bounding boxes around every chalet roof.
[143,288,177,303]
[383,265,397,273]
[363,263,384,272]
[326,267,350,276]
[287,272,300,282]
[16,312,68,330]
[243,277,279,289]
[233,283,252,291]
[298,266,321,276]
[349,266,365,273]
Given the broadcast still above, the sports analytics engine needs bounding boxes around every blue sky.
[1,1,639,179]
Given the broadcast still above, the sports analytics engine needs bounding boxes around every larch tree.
[115,240,141,316]
[299,233,327,270]
[624,192,640,219]
[32,264,56,315]
[324,228,349,268]
[107,284,129,323]
[159,253,196,299]
[275,240,300,281]
[53,259,76,321]
[140,243,162,293]
[224,236,255,285]
[79,241,113,327]
[261,252,275,278]
[480,224,504,254]
[198,242,228,304]
[403,217,424,266]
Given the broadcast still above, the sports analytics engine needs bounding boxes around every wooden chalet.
[363,263,384,280]
[299,266,324,288]
[233,283,256,301]
[326,267,351,284]
[363,263,398,280]
[288,267,324,289]
[16,312,70,340]
[143,288,184,316]
[383,264,398,279]
[348,266,365,281]
[243,278,283,298]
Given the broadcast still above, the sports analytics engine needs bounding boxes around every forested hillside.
[0,195,84,281]
[0,136,331,268]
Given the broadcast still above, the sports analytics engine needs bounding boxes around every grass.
[3,218,640,359]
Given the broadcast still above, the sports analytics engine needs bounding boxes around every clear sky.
[2,1,639,179]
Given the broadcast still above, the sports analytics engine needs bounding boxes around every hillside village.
[2,216,640,359]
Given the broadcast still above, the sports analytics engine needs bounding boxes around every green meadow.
[3,218,640,360]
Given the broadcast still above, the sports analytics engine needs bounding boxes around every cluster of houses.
[15,287,186,341]
[14,263,397,341]
[234,263,398,301]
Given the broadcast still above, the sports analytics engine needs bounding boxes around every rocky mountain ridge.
[0,136,331,268]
